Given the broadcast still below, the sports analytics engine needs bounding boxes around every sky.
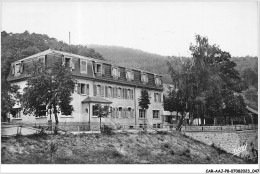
[1,1,259,57]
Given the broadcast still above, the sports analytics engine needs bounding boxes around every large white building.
[7,49,164,129]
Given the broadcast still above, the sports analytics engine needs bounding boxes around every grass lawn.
[1,131,247,164]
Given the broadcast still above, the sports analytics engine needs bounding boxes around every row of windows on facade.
[138,123,161,128]
[11,106,160,119]
[77,83,134,100]
[11,56,162,86]
[77,83,162,102]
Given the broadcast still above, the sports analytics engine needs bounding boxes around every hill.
[89,44,258,85]
[1,132,247,164]
[88,44,173,84]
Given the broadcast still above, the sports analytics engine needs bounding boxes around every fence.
[184,124,258,132]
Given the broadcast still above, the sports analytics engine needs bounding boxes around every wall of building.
[10,78,164,128]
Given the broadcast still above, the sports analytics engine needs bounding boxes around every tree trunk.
[100,116,102,131]
[176,113,185,131]
[53,105,59,134]
[214,117,217,126]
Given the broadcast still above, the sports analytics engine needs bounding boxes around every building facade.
[7,49,164,129]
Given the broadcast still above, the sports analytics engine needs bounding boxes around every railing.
[184,124,258,132]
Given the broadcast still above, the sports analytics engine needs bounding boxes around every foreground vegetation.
[1,132,246,164]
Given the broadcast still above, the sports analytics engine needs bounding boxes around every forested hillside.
[89,44,258,86]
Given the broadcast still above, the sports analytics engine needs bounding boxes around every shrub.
[180,148,190,158]
[163,143,170,149]
[157,131,168,135]
[101,125,114,135]
[170,150,175,156]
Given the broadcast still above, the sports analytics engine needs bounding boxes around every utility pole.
[69,32,71,45]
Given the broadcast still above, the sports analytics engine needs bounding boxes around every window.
[154,93,162,102]
[127,107,131,118]
[118,87,121,98]
[139,124,147,128]
[111,67,120,78]
[38,56,46,65]
[153,124,156,128]
[141,73,148,83]
[12,108,21,119]
[97,85,101,96]
[108,86,112,98]
[81,84,86,94]
[15,63,21,74]
[92,105,99,117]
[139,109,146,118]
[127,89,130,99]
[96,64,102,73]
[77,83,89,95]
[61,105,73,116]
[36,105,46,117]
[155,76,162,86]
[80,59,87,73]
[157,124,161,128]
[118,107,122,118]
[153,110,159,118]
[126,70,134,80]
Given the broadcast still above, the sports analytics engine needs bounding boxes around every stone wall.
[184,130,258,160]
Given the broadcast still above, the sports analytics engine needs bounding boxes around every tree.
[93,104,110,130]
[21,59,76,132]
[138,88,151,130]
[167,35,247,127]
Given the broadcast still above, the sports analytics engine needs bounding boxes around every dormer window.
[126,70,134,81]
[38,56,46,66]
[155,76,162,86]
[111,66,120,78]
[141,73,148,83]
[94,62,104,76]
[12,61,24,76]
[62,56,75,70]
[80,59,87,74]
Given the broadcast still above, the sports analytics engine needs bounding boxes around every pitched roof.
[81,96,113,104]
[246,106,258,114]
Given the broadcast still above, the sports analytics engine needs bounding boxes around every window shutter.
[105,86,108,97]
[12,64,15,75]
[117,69,120,77]
[110,87,114,98]
[77,84,81,94]
[131,89,134,99]
[19,61,24,73]
[130,109,134,118]
[115,107,118,118]
[62,56,65,66]
[102,65,105,75]
[93,63,97,73]
[122,108,126,118]
[122,88,124,99]
[114,87,117,98]
[93,84,97,96]
[158,93,161,102]
[101,86,104,97]
[125,89,127,99]
[132,72,134,80]
[154,93,156,102]
[71,59,75,70]
[86,84,89,95]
